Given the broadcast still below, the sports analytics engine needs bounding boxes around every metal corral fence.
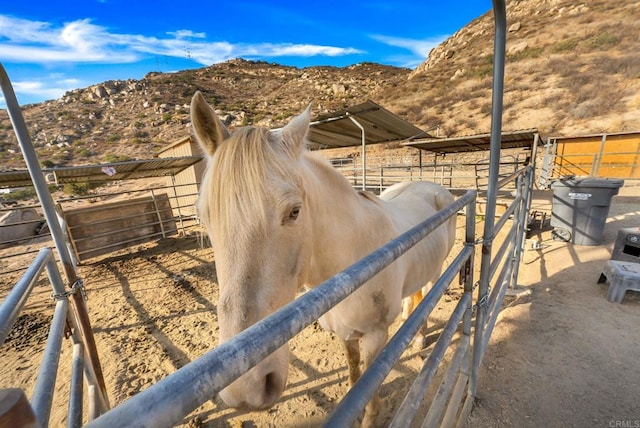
[1,0,529,426]
[83,162,533,427]
[85,1,522,425]
[1,62,111,426]
[330,152,529,194]
[0,247,109,427]
[1,181,200,276]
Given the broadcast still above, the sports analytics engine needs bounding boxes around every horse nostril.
[262,372,282,407]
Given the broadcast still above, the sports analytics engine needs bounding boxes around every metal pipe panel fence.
[0,248,108,427]
[330,153,529,195]
[1,183,202,277]
[86,189,479,428]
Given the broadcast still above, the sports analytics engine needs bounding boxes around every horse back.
[381,181,457,295]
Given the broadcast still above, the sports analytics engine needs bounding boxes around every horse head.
[191,91,313,409]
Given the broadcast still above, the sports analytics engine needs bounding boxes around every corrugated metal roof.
[0,156,203,189]
[307,100,431,149]
[402,129,540,154]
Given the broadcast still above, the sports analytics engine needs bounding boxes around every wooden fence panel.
[63,194,176,262]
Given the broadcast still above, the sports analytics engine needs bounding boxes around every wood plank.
[63,194,177,262]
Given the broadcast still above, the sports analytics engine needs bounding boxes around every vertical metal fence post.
[150,190,167,238]
[347,113,367,191]
[510,167,532,289]
[170,175,185,232]
[462,190,477,360]
[458,189,478,421]
[68,343,84,428]
[0,63,110,411]
[470,0,506,398]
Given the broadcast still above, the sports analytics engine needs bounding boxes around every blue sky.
[0,1,493,107]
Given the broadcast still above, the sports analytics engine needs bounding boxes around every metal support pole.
[31,298,68,426]
[68,343,84,428]
[469,0,506,398]
[170,175,185,232]
[0,63,110,410]
[596,133,607,176]
[150,190,166,238]
[510,167,532,289]
[347,113,367,191]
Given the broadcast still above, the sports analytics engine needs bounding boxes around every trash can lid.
[551,176,625,189]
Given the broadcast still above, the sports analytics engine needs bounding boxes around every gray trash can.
[550,177,624,246]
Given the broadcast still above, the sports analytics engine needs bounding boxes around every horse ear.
[282,104,311,149]
[190,91,230,156]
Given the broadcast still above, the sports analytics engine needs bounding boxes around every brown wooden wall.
[63,194,177,262]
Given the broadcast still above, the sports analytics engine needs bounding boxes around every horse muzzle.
[219,346,289,410]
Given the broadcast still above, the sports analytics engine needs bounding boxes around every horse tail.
[434,188,455,212]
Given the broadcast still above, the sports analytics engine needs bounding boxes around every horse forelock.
[198,125,303,246]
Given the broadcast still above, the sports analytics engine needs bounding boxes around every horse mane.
[197,125,302,244]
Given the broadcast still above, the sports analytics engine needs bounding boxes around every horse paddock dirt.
[1,185,639,427]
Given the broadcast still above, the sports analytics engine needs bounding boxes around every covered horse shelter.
[0,1,540,426]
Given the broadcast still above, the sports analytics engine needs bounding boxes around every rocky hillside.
[0,61,408,169]
[379,0,640,137]
[0,0,638,170]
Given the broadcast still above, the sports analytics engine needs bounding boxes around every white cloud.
[16,77,83,100]
[0,14,362,66]
[0,16,139,63]
[0,76,84,108]
[260,44,362,57]
[166,30,206,39]
[0,13,365,105]
[371,34,449,65]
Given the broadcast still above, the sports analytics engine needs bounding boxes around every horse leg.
[402,285,434,349]
[361,329,388,428]
[342,338,361,386]
[402,290,424,321]
[413,284,433,349]
[401,290,421,320]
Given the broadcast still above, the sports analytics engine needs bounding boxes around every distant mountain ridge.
[1,0,638,170]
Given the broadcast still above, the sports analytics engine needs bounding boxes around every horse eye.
[286,206,300,223]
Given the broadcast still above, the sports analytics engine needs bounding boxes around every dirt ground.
[1,184,639,427]
[467,184,640,428]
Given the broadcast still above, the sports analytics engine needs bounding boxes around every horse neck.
[303,152,368,221]
[301,152,392,281]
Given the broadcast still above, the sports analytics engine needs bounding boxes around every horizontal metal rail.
[496,167,526,190]
[86,190,476,428]
[54,182,200,204]
[74,230,176,259]
[0,247,108,425]
[389,292,472,427]
[63,198,172,217]
[0,248,52,345]
[0,218,44,228]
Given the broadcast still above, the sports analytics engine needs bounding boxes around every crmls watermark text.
[609,421,640,428]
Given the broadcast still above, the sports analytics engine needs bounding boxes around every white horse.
[191,91,456,425]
